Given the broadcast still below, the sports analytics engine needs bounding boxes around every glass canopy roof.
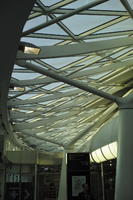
[8,0,133,152]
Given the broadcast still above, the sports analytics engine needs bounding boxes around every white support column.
[34,150,38,200]
[115,94,133,200]
[58,152,67,200]
[0,166,5,200]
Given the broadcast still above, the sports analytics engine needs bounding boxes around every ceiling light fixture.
[18,41,41,55]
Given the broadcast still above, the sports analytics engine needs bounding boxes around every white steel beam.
[22,0,108,36]
[26,30,133,40]
[22,131,64,147]
[33,6,130,16]
[17,37,133,59]
[37,0,77,41]
[16,61,119,102]
[120,0,133,19]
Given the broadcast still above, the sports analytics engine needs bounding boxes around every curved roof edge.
[80,116,118,152]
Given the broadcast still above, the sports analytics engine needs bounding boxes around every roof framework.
[7,0,133,152]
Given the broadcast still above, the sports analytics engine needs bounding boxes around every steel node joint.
[116,95,133,109]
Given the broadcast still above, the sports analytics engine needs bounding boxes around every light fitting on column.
[18,41,41,55]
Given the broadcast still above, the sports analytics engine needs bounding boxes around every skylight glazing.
[7,0,133,152]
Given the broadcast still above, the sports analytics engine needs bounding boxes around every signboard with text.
[67,153,90,200]
[5,183,33,200]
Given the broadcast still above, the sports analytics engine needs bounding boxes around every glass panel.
[127,0,133,9]
[97,18,133,34]
[42,0,62,6]
[62,15,116,35]
[94,0,126,11]
[62,0,94,8]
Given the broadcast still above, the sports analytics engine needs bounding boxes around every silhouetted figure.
[78,183,91,200]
